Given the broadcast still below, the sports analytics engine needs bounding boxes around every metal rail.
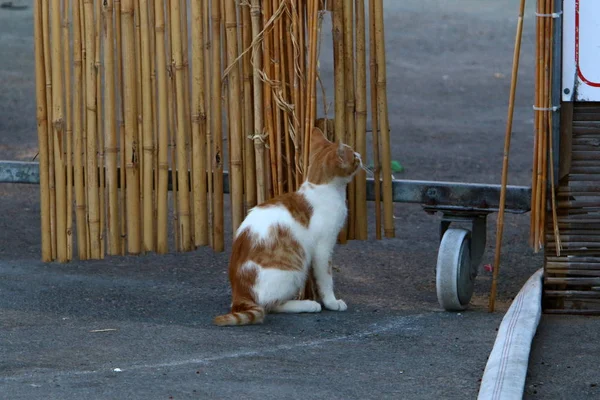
[0,160,531,213]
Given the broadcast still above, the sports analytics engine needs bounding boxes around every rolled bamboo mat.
[34,0,395,262]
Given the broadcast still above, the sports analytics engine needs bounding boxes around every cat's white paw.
[324,299,347,311]
[307,301,322,313]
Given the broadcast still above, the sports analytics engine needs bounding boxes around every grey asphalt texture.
[1,1,598,399]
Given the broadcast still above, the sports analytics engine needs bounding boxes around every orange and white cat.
[214,127,362,326]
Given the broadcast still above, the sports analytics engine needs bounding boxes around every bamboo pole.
[369,0,381,240]
[103,0,120,256]
[170,0,192,251]
[83,0,101,258]
[291,0,302,190]
[282,6,294,192]
[180,0,194,244]
[139,0,155,252]
[242,3,257,210]
[271,0,284,196]
[302,0,319,177]
[51,0,68,261]
[115,0,126,255]
[204,0,214,248]
[355,0,368,240]
[263,0,277,197]
[121,0,141,254]
[96,0,105,258]
[191,0,208,246]
[488,0,527,313]
[224,0,245,234]
[34,0,52,262]
[250,0,267,204]
[42,0,57,260]
[63,0,73,260]
[343,0,356,239]
[154,0,169,253]
[211,0,224,251]
[79,0,90,258]
[135,0,144,242]
[373,0,394,239]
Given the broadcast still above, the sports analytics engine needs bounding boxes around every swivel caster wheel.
[436,228,476,311]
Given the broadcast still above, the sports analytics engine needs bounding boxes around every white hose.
[477,268,543,400]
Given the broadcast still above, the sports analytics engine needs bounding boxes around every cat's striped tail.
[213,302,265,326]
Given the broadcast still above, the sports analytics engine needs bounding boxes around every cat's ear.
[336,140,344,156]
[310,127,328,150]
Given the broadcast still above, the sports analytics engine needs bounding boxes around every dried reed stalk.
[242,3,257,210]
[262,0,277,197]
[155,0,169,253]
[72,0,88,260]
[42,0,57,260]
[373,0,394,238]
[34,0,52,262]
[121,0,141,254]
[271,0,284,196]
[51,0,68,261]
[250,0,267,204]
[139,1,155,252]
[224,0,245,233]
[170,0,192,251]
[488,0,526,312]
[103,0,120,256]
[63,0,73,260]
[302,0,319,183]
[282,7,294,192]
[115,0,126,255]
[180,0,193,243]
[83,0,102,258]
[354,0,368,240]
[343,0,357,239]
[204,0,214,248]
[95,0,105,258]
[211,0,225,251]
[191,0,209,246]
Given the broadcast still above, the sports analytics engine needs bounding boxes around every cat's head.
[306,127,362,185]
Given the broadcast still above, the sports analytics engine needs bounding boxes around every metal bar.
[0,160,531,213]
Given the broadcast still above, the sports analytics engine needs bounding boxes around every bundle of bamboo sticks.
[34,0,394,262]
[530,0,559,254]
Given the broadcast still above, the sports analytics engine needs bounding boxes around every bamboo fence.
[34,0,395,262]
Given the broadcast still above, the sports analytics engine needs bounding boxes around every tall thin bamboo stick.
[115,0,126,255]
[373,0,394,238]
[51,0,68,261]
[343,0,356,240]
[225,0,245,234]
[96,0,105,258]
[103,0,120,256]
[63,0,73,260]
[282,8,294,192]
[291,0,302,190]
[242,3,257,210]
[34,0,52,262]
[121,0,141,254]
[79,0,90,258]
[211,0,224,251]
[42,0,57,260]
[170,0,192,251]
[302,0,319,178]
[369,0,382,240]
[354,0,368,240]
[488,0,527,313]
[180,0,194,244]
[263,0,277,197]
[191,0,209,246]
[155,0,169,253]
[83,0,101,258]
[250,0,267,204]
[271,0,284,196]
[139,0,155,252]
[204,0,214,248]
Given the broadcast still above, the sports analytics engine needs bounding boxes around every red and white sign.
[562,0,600,101]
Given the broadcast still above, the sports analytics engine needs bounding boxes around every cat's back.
[236,192,313,240]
